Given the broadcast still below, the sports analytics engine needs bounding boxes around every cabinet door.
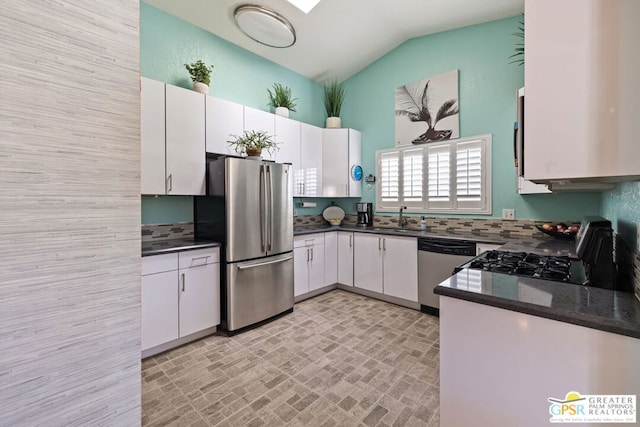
[300,123,323,197]
[308,243,325,292]
[348,129,362,197]
[206,96,244,155]
[178,262,220,337]
[322,129,349,196]
[337,232,354,286]
[165,84,205,195]
[324,232,338,286]
[141,271,179,350]
[382,236,418,302]
[294,246,309,297]
[244,106,276,161]
[275,115,300,165]
[354,234,383,293]
[140,77,166,195]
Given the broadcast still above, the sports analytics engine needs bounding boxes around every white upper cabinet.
[322,128,362,197]
[141,77,166,195]
[299,123,323,197]
[524,0,640,183]
[141,78,206,196]
[275,115,301,173]
[206,96,244,156]
[165,84,206,195]
[244,106,276,161]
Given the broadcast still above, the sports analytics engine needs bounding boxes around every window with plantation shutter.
[379,151,399,205]
[376,134,491,214]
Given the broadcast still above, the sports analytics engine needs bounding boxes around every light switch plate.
[502,209,515,220]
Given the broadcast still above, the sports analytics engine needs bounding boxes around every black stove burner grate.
[467,250,579,283]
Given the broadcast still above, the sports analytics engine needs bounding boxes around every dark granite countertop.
[435,269,640,339]
[142,238,221,257]
[294,224,577,257]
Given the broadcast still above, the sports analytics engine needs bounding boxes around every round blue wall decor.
[351,165,363,181]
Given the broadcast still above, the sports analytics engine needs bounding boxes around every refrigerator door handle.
[266,164,273,251]
[236,254,293,270]
[259,164,266,252]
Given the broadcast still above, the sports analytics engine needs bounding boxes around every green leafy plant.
[323,79,346,118]
[267,83,297,111]
[227,130,280,156]
[184,60,214,85]
[509,16,524,66]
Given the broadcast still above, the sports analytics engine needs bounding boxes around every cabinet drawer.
[142,253,178,276]
[294,233,325,248]
[179,247,220,269]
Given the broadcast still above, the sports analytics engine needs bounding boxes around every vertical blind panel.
[380,151,399,201]
[403,149,423,202]
[427,146,450,202]
[456,141,483,203]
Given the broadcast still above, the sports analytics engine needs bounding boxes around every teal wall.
[140,2,328,223]
[141,6,602,224]
[341,16,601,221]
[601,182,640,251]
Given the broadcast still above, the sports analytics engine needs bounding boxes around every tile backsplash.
[142,222,194,242]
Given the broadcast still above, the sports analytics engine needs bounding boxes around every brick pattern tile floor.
[142,290,440,426]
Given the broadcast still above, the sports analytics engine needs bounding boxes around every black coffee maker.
[356,203,373,227]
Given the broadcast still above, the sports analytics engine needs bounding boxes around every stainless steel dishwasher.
[418,237,476,315]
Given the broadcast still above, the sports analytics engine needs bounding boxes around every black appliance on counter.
[356,202,373,227]
[457,215,621,291]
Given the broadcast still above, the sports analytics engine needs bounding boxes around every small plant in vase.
[267,83,297,118]
[323,79,346,128]
[184,60,214,94]
[227,130,279,159]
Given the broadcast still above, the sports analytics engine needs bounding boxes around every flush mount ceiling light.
[287,0,322,14]
[234,5,296,48]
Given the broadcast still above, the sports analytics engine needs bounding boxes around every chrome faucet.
[398,206,408,228]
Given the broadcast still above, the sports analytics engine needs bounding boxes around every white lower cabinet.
[141,247,220,354]
[294,234,325,297]
[337,232,354,286]
[324,232,338,286]
[354,234,417,302]
[354,234,384,293]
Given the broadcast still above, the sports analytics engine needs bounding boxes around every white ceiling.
[144,0,524,82]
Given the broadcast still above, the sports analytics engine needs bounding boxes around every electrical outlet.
[502,209,515,220]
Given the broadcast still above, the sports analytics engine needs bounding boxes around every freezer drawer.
[226,252,294,331]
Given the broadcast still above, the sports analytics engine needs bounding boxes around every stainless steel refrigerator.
[194,156,294,333]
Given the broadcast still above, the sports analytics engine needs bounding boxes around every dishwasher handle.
[418,238,476,256]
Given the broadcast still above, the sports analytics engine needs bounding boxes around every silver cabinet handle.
[378,238,381,250]
[306,248,309,262]
[302,183,305,195]
[383,238,386,251]
[349,235,352,247]
[181,273,185,292]
[310,247,314,261]
[190,255,209,267]
[167,174,172,193]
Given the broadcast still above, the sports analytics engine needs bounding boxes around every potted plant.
[267,83,297,118]
[184,60,214,94]
[323,79,346,128]
[227,130,279,159]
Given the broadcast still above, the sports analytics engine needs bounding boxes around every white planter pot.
[275,107,289,118]
[193,82,209,95]
[326,117,341,128]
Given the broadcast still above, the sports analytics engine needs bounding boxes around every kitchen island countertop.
[435,269,640,339]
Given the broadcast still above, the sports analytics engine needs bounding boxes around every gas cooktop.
[460,250,587,285]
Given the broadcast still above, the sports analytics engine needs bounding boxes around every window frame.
[375,134,492,215]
